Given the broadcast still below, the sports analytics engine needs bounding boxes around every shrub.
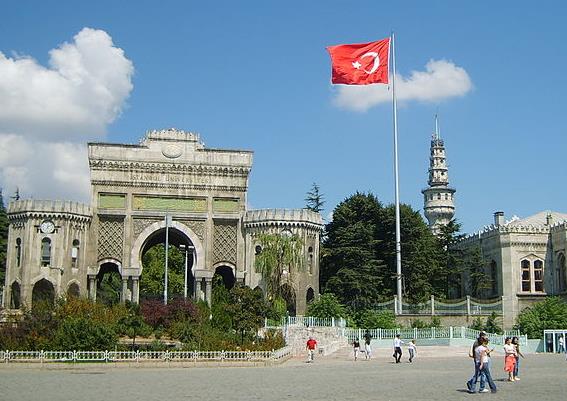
[51,317,118,350]
[353,310,396,329]
[515,297,567,339]
[306,293,345,319]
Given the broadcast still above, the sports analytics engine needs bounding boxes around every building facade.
[455,211,567,328]
[2,129,323,314]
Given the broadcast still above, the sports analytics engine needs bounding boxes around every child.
[353,338,361,361]
[503,337,517,381]
[408,339,417,363]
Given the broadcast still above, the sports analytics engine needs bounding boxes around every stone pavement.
[1,346,566,401]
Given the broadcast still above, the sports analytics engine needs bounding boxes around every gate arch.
[130,220,205,275]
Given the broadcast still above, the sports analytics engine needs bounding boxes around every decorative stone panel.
[213,220,237,264]
[213,198,239,213]
[98,193,126,209]
[132,195,206,212]
[178,220,206,242]
[132,218,161,237]
[97,216,124,261]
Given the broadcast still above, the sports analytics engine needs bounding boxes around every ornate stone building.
[455,211,567,328]
[422,118,456,234]
[2,129,323,314]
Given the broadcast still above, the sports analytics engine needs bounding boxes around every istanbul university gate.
[2,129,322,314]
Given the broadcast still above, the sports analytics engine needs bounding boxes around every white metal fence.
[1,346,293,364]
[343,327,526,346]
[374,296,503,316]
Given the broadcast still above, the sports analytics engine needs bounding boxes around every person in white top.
[476,338,497,393]
[503,337,517,381]
[393,334,404,363]
[407,339,417,363]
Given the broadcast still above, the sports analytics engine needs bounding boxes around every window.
[41,238,51,266]
[557,254,567,292]
[255,245,262,255]
[15,238,22,267]
[71,239,80,268]
[520,258,545,293]
[307,246,314,275]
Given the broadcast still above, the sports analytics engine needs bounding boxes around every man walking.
[306,336,317,363]
[393,334,403,363]
[363,330,372,359]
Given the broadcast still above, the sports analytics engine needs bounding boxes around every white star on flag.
[352,60,361,69]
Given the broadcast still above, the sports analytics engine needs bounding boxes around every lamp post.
[164,215,172,305]
[179,244,194,300]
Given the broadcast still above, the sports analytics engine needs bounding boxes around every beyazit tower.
[422,116,456,234]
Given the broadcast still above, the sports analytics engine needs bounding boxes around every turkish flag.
[326,38,390,85]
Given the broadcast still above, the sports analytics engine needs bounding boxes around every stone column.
[122,277,129,303]
[195,278,202,301]
[205,278,212,306]
[132,277,139,304]
[89,275,97,302]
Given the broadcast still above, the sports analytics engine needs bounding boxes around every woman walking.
[512,336,525,380]
[477,337,497,393]
[503,337,517,381]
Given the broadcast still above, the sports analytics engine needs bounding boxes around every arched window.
[255,245,262,255]
[41,238,51,267]
[71,239,80,268]
[521,258,545,293]
[557,254,567,293]
[15,238,22,267]
[307,246,314,275]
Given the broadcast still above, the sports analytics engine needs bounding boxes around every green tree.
[0,189,8,287]
[321,193,387,309]
[97,270,122,306]
[255,232,303,309]
[376,204,442,303]
[140,244,185,299]
[52,316,118,350]
[211,274,232,331]
[352,310,396,329]
[305,182,325,214]
[226,284,267,344]
[118,302,151,348]
[306,293,345,318]
[515,297,567,338]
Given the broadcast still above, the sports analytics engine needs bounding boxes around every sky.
[0,0,566,234]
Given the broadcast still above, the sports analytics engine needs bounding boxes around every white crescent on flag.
[360,51,380,74]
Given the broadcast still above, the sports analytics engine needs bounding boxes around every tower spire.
[422,115,456,234]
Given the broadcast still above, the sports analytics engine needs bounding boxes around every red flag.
[326,38,390,85]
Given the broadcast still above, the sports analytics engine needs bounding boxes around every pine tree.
[305,183,325,214]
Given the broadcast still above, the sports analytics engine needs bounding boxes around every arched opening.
[214,265,235,290]
[71,239,80,268]
[10,281,21,309]
[306,287,315,304]
[139,227,195,302]
[97,262,122,306]
[41,237,51,266]
[307,246,314,274]
[32,279,55,307]
[15,238,22,267]
[67,282,80,298]
[280,283,296,316]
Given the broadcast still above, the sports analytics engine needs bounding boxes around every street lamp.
[179,244,194,300]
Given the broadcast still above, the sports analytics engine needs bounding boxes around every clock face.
[40,220,55,234]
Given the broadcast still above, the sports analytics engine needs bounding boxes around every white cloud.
[333,59,472,112]
[0,28,133,202]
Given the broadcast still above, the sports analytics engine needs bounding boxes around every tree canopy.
[305,182,325,214]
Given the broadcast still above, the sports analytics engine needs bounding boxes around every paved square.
[0,347,565,401]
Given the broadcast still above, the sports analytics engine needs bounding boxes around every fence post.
[332,317,335,327]
[358,328,362,342]
[449,326,453,339]
[466,296,471,316]
[432,326,436,338]
[414,327,417,339]
[104,350,109,363]
[73,350,77,363]
[40,350,44,364]
[4,350,8,364]
[431,295,435,316]
[461,326,465,338]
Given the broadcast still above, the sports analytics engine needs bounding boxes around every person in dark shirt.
[353,338,361,361]
[363,330,372,359]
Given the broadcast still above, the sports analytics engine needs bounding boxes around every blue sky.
[0,0,565,234]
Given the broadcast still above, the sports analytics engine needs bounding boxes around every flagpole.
[391,32,403,315]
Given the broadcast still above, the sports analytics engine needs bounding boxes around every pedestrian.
[363,330,372,359]
[558,334,565,354]
[511,336,525,380]
[408,339,417,363]
[466,332,486,393]
[503,337,517,381]
[393,334,404,363]
[353,338,361,361]
[477,337,497,393]
[306,336,317,363]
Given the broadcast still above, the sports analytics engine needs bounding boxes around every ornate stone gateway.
[2,129,323,314]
